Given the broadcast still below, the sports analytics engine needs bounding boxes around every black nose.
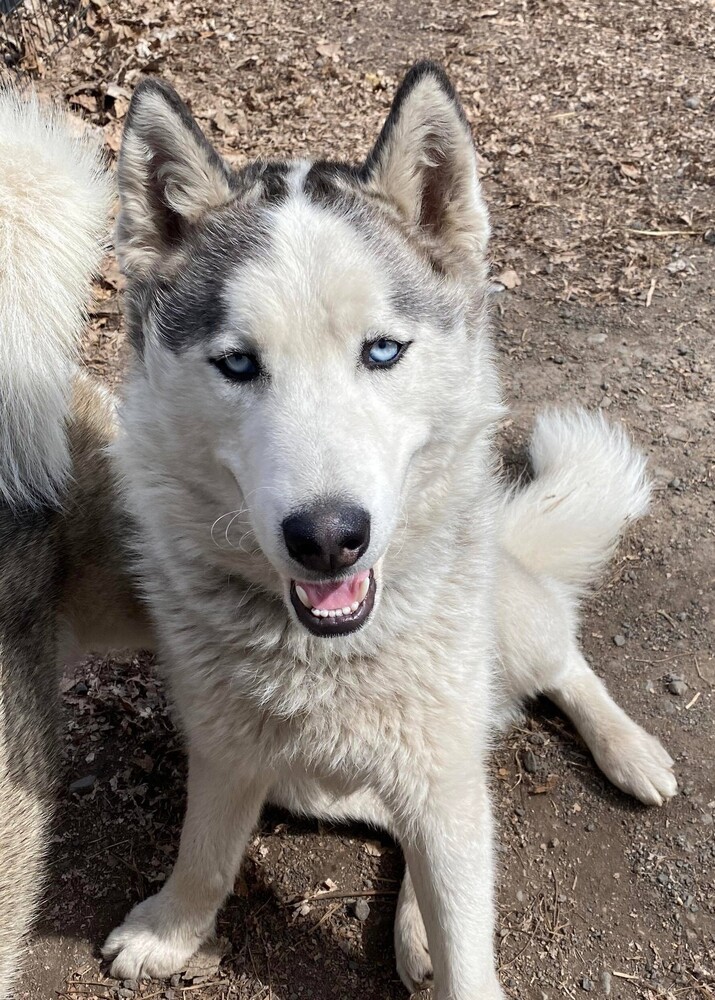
[282,500,371,575]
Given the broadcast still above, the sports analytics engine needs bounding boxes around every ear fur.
[117,78,234,277]
[363,62,489,271]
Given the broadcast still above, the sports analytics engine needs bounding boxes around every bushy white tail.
[501,409,651,593]
[0,88,111,508]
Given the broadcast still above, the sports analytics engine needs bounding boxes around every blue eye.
[363,337,407,369]
[212,352,261,382]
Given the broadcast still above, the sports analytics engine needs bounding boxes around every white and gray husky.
[0,64,676,1000]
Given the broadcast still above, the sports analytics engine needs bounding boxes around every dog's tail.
[500,409,651,594]
[0,87,111,508]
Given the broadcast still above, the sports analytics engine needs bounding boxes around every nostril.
[341,531,367,551]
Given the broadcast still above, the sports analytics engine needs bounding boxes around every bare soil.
[8,1,714,998]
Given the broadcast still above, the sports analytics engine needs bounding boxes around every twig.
[626,228,703,237]
[657,609,680,630]
[645,277,656,307]
[292,887,397,905]
[309,902,341,931]
[685,691,701,710]
[695,656,714,687]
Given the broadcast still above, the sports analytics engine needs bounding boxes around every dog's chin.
[287,568,378,638]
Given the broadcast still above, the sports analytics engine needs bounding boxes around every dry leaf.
[316,39,342,61]
[619,162,641,180]
[494,268,521,290]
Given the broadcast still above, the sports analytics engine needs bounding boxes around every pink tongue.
[298,570,369,611]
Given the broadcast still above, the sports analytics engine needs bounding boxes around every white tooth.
[328,610,337,618]
[357,576,370,603]
[295,585,311,609]
[350,601,359,612]
[319,609,329,618]
[342,606,352,615]
[334,608,343,616]
[311,608,321,617]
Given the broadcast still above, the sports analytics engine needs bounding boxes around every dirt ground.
[6,0,714,998]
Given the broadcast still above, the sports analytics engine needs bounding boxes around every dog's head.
[117,62,500,639]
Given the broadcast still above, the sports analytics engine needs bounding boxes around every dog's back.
[0,88,111,996]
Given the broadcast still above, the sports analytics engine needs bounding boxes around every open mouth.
[290,568,376,637]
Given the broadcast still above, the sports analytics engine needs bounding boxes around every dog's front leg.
[103,749,268,981]
[394,768,503,1000]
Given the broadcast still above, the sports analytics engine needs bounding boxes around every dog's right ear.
[117,79,234,277]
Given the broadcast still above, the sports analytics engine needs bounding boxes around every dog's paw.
[394,884,432,992]
[102,892,208,980]
[592,720,677,806]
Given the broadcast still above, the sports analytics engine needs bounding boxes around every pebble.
[353,898,370,921]
[523,750,538,773]
[122,983,138,992]
[668,678,688,696]
[581,977,594,991]
[69,774,96,794]
[668,478,682,490]
[657,872,669,885]
[552,354,565,365]
[684,95,701,109]
[601,971,612,995]
[75,681,88,695]
[587,333,607,345]
[170,975,182,988]
[586,822,596,832]
[613,634,626,647]
[117,991,134,999]
[665,424,690,443]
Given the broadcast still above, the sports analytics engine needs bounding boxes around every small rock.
[586,822,596,832]
[118,992,134,999]
[668,478,682,489]
[122,983,138,993]
[523,750,538,773]
[353,898,370,921]
[667,258,688,275]
[552,354,565,365]
[668,678,688,696]
[529,733,546,746]
[549,838,560,848]
[170,975,182,988]
[657,872,669,885]
[75,681,88,695]
[581,977,594,991]
[613,634,626,647]
[684,95,701,109]
[69,774,96,794]
[587,333,607,345]
[601,970,612,995]
[665,424,690,443]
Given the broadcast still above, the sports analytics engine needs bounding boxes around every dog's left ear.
[117,78,235,277]
[363,62,489,271]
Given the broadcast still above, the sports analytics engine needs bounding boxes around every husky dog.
[97,63,677,998]
[0,90,150,997]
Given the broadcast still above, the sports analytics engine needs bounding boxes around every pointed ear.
[117,78,235,277]
[363,62,489,272]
